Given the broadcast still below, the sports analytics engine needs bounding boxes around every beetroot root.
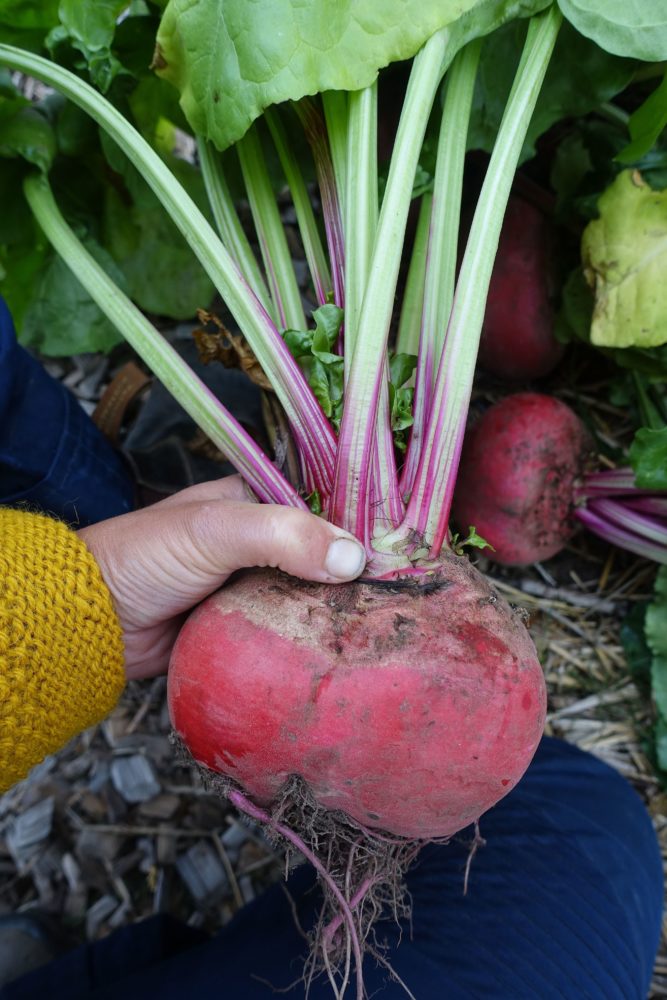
[452,392,593,566]
[169,552,546,840]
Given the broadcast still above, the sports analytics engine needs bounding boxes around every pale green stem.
[344,83,378,374]
[396,192,432,359]
[371,370,405,535]
[399,39,480,498]
[294,98,346,313]
[196,135,275,322]
[341,84,399,531]
[322,90,349,221]
[422,39,481,391]
[236,124,306,331]
[330,28,453,537]
[23,174,305,508]
[264,107,332,305]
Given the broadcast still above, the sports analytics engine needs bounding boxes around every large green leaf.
[155,0,550,150]
[557,0,667,62]
[0,0,59,29]
[0,222,50,331]
[582,170,667,348]
[103,178,214,319]
[0,0,60,50]
[14,232,126,355]
[556,264,667,380]
[93,71,217,319]
[46,94,99,158]
[0,100,56,172]
[0,158,33,244]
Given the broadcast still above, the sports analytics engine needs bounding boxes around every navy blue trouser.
[3,738,663,999]
[0,296,134,525]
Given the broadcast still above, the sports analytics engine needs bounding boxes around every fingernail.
[325,537,366,580]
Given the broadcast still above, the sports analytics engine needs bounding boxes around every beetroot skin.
[169,552,546,840]
[478,196,563,381]
[452,392,593,565]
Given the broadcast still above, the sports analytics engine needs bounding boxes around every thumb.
[184,501,367,585]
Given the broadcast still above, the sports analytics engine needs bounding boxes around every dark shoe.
[0,914,60,988]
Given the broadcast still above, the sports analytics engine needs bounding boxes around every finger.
[183,501,367,585]
[122,618,185,681]
[153,475,253,511]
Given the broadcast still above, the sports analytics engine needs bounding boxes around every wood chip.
[110,755,161,804]
[6,797,54,867]
[176,841,229,907]
[137,794,180,821]
[86,894,119,939]
[76,828,124,863]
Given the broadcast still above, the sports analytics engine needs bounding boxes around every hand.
[78,477,366,680]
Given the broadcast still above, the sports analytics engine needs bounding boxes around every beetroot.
[452,393,593,565]
[478,197,563,381]
[169,553,546,840]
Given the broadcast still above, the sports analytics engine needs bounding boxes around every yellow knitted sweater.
[0,508,125,792]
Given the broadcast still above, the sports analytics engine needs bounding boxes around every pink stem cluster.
[575,468,667,565]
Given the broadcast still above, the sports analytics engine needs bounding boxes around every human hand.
[78,477,366,680]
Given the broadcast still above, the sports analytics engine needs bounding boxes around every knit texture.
[0,508,125,792]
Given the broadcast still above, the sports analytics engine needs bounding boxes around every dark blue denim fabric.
[3,737,663,999]
[0,296,134,525]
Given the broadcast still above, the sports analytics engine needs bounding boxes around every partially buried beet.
[452,392,593,565]
[478,196,564,381]
[453,393,667,569]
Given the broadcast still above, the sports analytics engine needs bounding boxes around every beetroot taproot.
[452,392,593,565]
[478,197,563,381]
[169,553,546,840]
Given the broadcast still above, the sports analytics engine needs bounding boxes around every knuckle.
[265,506,321,567]
[182,501,230,556]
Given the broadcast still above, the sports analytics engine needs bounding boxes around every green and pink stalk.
[0,7,563,580]
[295,99,346,316]
[575,470,667,565]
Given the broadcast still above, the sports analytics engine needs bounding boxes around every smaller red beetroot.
[478,196,563,381]
[452,393,593,565]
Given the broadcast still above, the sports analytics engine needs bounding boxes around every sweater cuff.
[0,508,125,792]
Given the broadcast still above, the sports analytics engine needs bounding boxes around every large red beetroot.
[169,554,546,840]
[452,393,593,565]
